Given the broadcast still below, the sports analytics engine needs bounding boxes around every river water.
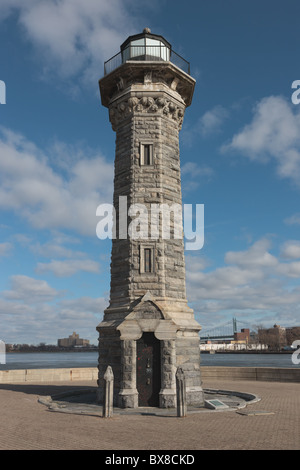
[1,351,298,370]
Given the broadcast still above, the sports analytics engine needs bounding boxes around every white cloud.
[280,241,300,259]
[284,213,300,225]
[186,237,300,329]
[0,242,12,257]
[12,234,33,246]
[225,239,278,268]
[36,259,99,277]
[198,105,229,136]
[181,162,214,179]
[223,95,300,186]
[277,261,300,279]
[181,161,214,191]
[182,105,229,146]
[31,241,83,259]
[3,275,60,303]
[0,127,113,235]
[0,0,142,89]
[0,298,34,316]
[60,296,107,316]
[0,274,106,344]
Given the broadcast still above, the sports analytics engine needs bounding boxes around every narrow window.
[140,143,153,165]
[144,248,152,273]
[140,245,154,274]
[144,144,151,165]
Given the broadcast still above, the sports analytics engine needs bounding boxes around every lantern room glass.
[122,37,170,63]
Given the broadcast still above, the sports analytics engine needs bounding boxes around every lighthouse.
[96,29,203,408]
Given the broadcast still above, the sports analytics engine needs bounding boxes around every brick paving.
[0,379,299,450]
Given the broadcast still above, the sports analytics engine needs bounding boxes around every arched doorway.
[136,332,161,406]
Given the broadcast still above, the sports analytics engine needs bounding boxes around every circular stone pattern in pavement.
[38,388,260,416]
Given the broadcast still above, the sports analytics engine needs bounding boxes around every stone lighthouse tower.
[97,29,203,408]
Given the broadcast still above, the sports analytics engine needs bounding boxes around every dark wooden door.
[136,333,161,407]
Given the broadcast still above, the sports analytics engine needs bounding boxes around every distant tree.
[286,327,300,346]
[253,324,269,349]
[257,325,287,351]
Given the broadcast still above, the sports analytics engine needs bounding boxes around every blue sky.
[0,0,300,345]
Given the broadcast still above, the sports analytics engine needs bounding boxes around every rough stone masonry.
[96,30,204,408]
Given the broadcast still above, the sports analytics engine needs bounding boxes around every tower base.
[96,297,204,409]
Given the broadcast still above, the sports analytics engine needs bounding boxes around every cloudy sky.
[0,0,300,345]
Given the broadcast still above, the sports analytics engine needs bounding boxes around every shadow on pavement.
[0,383,97,396]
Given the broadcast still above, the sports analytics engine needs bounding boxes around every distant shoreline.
[6,347,98,353]
[6,348,293,355]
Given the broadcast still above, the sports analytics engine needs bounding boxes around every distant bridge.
[199,317,250,342]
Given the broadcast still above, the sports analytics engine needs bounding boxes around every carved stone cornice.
[109,94,185,131]
[99,61,195,109]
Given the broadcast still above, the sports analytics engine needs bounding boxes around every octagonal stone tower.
[96,29,203,408]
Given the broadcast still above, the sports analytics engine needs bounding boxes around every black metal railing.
[104,45,190,75]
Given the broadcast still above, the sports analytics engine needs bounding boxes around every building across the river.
[57,332,90,348]
[258,324,300,350]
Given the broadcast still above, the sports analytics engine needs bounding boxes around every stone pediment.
[129,300,163,320]
[126,292,164,321]
[116,292,177,340]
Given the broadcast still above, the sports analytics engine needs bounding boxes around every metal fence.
[104,45,190,75]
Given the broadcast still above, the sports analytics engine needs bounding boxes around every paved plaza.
[0,378,299,450]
